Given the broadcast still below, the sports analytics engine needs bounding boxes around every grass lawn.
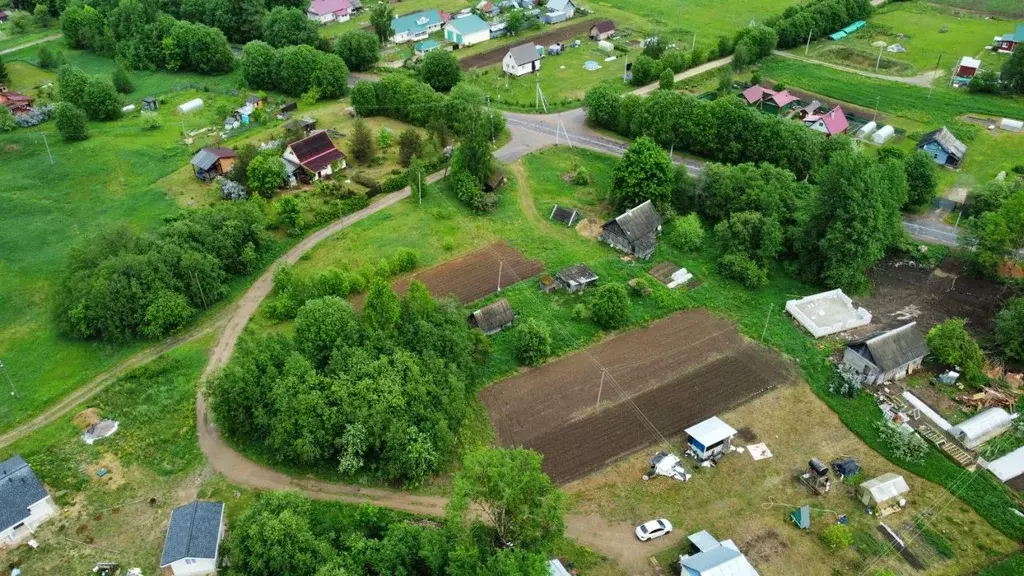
[3,40,243,98]
[929,0,1024,19]
[465,44,633,110]
[3,59,56,93]
[0,338,211,573]
[798,3,1015,77]
[569,385,1017,575]
[0,87,287,434]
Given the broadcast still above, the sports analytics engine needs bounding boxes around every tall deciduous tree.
[247,153,287,197]
[262,6,320,47]
[241,40,280,90]
[903,150,938,208]
[294,296,359,369]
[1002,46,1024,94]
[334,29,381,71]
[927,318,985,384]
[227,492,335,576]
[54,102,89,141]
[419,49,461,92]
[611,136,673,211]
[349,117,376,164]
[369,1,394,44]
[447,447,565,551]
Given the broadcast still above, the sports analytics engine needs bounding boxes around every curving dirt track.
[482,310,794,483]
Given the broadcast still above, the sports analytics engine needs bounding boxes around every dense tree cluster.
[210,281,489,485]
[584,86,835,179]
[962,180,1024,276]
[62,0,234,74]
[53,101,89,141]
[926,318,986,385]
[56,64,122,120]
[261,6,320,48]
[996,298,1024,363]
[56,202,270,341]
[419,49,462,92]
[731,25,778,68]
[766,0,872,49]
[332,29,381,72]
[241,40,349,99]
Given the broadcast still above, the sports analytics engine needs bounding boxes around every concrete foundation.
[786,289,872,338]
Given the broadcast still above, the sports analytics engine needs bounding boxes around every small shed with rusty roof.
[468,298,514,335]
[600,200,662,259]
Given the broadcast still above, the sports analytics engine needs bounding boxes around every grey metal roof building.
[918,126,967,166]
[190,147,236,172]
[600,200,662,259]
[0,455,49,533]
[160,501,225,567]
[507,43,541,66]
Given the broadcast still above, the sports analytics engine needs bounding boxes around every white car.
[635,518,673,541]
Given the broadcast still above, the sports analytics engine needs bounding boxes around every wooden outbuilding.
[842,322,928,385]
[190,147,237,182]
[468,298,514,335]
[554,264,598,292]
[599,200,662,260]
[589,20,615,40]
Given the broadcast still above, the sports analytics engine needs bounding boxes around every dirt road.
[0,33,62,55]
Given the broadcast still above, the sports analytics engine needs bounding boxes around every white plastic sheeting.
[988,445,1024,482]
[949,408,1016,449]
[176,98,204,115]
[1000,118,1023,133]
[902,391,952,431]
[856,121,877,138]
[859,473,910,506]
[871,125,895,144]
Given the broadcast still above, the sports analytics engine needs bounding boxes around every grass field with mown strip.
[0,28,57,52]
[929,0,1024,18]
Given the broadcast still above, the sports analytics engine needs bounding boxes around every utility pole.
[596,369,606,409]
[875,43,885,72]
[691,32,697,52]
[0,360,19,399]
[487,95,495,144]
[760,303,774,341]
[873,95,880,121]
[497,259,503,292]
[418,170,422,205]
[41,133,54,165]
[805,29,814,56]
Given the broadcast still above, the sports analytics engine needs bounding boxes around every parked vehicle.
[635,518,673,541]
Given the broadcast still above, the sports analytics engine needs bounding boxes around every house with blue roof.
[996,23,1024,53]
[679,530,760,576]
[415,39,441,55]
[391,9,445,43]
[445,14,491,47]
[160,500,225,576]
[0,455,58,549]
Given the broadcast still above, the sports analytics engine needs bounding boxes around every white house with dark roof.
[160,500,225,576]
[599,200,662,260]
[680,530,759,576]
[0,455,58,549]
[842,322,929,385]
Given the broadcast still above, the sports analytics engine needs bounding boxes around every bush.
[247,153,287,198]
[820,524,853,551]
[717,253,767,288]
[667,213,704,251]
[0,107,13,132]
[829,365,863,398]
[572,166,590,185]
[53,102,89,142]
[112,64,134,94]
[658,68,674,91]
[926,318,985,385]
[874,421,929,463]
[996,298,1024,362]
[514,318,552,366]
[589,283,630,330]
[13,104,53,128]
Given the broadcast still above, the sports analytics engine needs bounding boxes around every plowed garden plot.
[481,310,794,483]
[353,242,543,308]
[459,19,598,70]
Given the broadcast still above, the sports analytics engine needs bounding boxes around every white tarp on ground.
[988,446,1024,482]
[82,420,119,444]
[747,443,773,460]
[902,391,952,431]
[786,289,872,338]
[650,452,691,482]
[667,268,693,288]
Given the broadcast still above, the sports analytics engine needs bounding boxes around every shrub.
[572,166,591,186]
[667,213,704,251]
[13,104,53,128]
[53,102,89,142]
[216,176,248,200]
[829,364,863,398]
[141,112,161,130]
[247,153,287,198]
[820,524,853,551]
[112,64,134,94]
[658,68,674,90]
[996,298,1024,362]
[0,107,13,132]
[514,318,552,366]
[717,253,766,288]
[589,283,630,330]
[874,421,929,463]
[926,318,985,385]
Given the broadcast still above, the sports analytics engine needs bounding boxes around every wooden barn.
[599,200,662,259]
[468,298,514,335]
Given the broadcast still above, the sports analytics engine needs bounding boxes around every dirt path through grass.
[0,33,62,55]
[772,50,942,87]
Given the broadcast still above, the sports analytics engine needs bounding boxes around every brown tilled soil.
[481,309,793,483]
[352,242,543,309]
[459,19,599,70]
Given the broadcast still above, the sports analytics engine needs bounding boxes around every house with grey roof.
[469,298,515,335]
[554,264,598,292]
[917,126,967,168]
[0,455,58,549]
[160,500,225,576]
[599,200,662,259]
[190,147,237,182]
[543,0,575,23]
[679,530,759,576]
[842,322,929,385]
[504,42,542,76]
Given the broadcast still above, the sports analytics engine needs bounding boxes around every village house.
[445,14,490,47]
[842,322,929,385]
[0,86,34,114]
[599,200,662,260]
[797,99,821,120]
[160,500,225,576]
[190,147,237,182]
[476,0,500,17]
[803,105,849,137]
[282,131,345,183]
[307,0,351,23]
[953,56,981,85]
[503,43,542,76]
[543,0,575,24]
[740,85,799,113]
[0,456,58,549]
[415,39,441,56]
[679,530,760,576]
[391,9,445,43]
[589,20,615,40]
[995,23,1024,53]
[917,126,967,168]
[468,298,515,335]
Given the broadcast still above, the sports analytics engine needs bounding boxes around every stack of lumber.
[957,387,1017,411]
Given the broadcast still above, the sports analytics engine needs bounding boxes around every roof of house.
[800,100,821,115]
[470,298,514,332]
[989,445,1024,482]
[958,56,982,69]
[0,455,50,533]
[591,20,615,33]
[1002,23,1024,42]
[768,89,798,107]
[685,416,737,447]
[160,501,225,566]
[550,204,578,226]
[392,9,443,35]
[860,473,909,504]
[602,200,662,241]
[681,532,759,576]
[190,147,237,171]
[508,42,542,65]
[853,322,929,372]
[287,131,345,172]
[920,126,967,159]
[308,0,351,15]
[741,84,773,105]
[415,39,440,51]
[556,263,598,285]
[0,90,33,103]
[447,14,489,35]
[688,530,721,553]
[816,105,849,135]
[546,0,575,12]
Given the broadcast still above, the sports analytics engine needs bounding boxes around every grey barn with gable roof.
[599,200,662,259]
[0,455,58,548]
[843,322,929,385]
[160,500,225,576]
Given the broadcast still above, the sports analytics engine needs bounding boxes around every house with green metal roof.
[996,23,1024,53]
[445,14,490,47]
[391,9,444,43]
[415,39,441,55]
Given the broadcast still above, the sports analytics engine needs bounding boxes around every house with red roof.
[282,131,345,184]
[803,105,849,138]
[307,0,352,24]
[740,85,799,114]
[0,86,34,114]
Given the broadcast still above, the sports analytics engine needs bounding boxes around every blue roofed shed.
[680,530,760,576]
[445,14,491,46]
[415,39,440,54]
